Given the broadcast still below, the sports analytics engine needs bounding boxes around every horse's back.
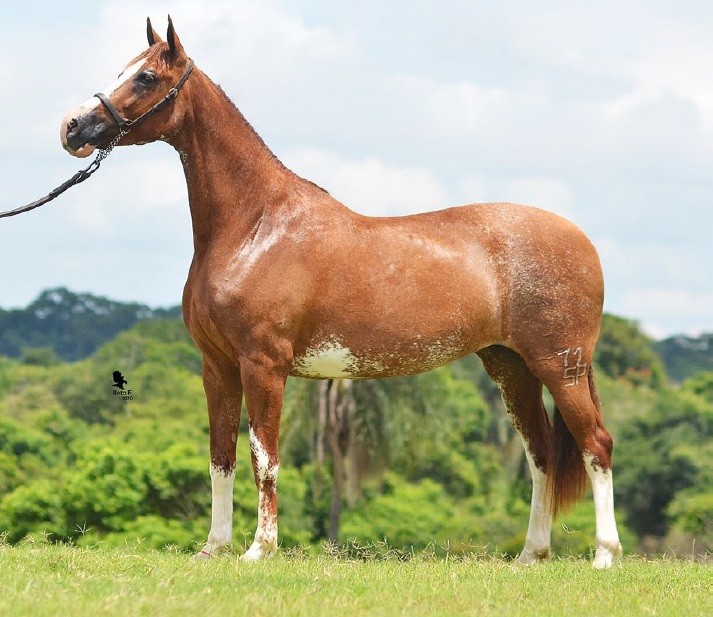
[356,200,604,353]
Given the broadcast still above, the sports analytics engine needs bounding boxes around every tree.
[614,386,711,538]
[282,363,492,542]
[595,313,666,388]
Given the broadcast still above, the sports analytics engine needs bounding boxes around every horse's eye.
[136,71,157,85]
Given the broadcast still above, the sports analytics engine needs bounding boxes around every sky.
[0,0,711,339]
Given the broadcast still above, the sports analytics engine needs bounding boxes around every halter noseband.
[94,59,195,134]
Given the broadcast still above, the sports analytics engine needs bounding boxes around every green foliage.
[0,479,65,542]
[614,383,712,539]
[656,333,713,383]
[681,370,713,399]
[0,416,54,460]
[595,313,666,388]
[0,288,181,361]
[340,474,483,551]
[20,347,60,367]
[0,305,710,559]
[668,491,713,543]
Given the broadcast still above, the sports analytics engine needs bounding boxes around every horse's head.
[61,17,193,158]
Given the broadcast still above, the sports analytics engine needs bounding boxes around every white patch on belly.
[292,335,463,379]
[425,337,462,367]
[292,339,358,378]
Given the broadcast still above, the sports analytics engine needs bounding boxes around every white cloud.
[619,288,713,338]
[501,177,573,219]
[1,1,712,336]
[393,75,507,138]
[596,237,712,336]
[284,148,450,216]
[454,176,488,205]
[597,238,707,288]
[63,152,187,235]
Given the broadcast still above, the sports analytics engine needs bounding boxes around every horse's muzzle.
[60,108,112,158]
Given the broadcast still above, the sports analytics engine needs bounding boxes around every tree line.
[0,313,710,558]
[2,288,709,380]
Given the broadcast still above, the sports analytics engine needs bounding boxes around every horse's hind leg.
[478,345,553,564]
[529,351,623,569]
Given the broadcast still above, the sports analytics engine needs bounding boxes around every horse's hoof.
[592,543,622,569]
[191,548,214,561]
[240,541,277,561]
[517,547,551,565]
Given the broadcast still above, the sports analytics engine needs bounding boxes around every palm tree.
[281,361,494,542]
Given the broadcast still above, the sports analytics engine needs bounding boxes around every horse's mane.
[134,44,329,195]
[212,82,330,195]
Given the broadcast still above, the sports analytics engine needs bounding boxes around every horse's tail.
[546,370,597,516]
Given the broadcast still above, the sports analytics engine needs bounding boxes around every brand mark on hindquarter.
[557,347,587,386]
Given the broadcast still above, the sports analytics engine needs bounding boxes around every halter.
[94,59,194,134]
[0,59,194,219]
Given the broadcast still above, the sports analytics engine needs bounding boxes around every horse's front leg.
[194,355,243,559]
[239,356,287,561]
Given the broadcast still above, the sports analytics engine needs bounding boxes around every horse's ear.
[146,17,163,47]
[166,15,186,59]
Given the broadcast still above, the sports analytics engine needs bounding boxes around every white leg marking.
[583,453,622,569]
[195,464,235,559]
[242,426,279,561]
[519,449,552,565]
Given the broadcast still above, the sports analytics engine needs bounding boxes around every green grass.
[0,543,709,617]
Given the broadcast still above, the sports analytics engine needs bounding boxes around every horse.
[60,17,622,568]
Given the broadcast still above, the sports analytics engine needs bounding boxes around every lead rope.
[0,129,127,219]
[1,58,193,220]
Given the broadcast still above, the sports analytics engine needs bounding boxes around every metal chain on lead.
[86,129,128,173]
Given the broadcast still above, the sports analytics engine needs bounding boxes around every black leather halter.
[0,59,194,219]
[94,59,194,133]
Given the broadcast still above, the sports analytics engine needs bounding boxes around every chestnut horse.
[60,18,622,568]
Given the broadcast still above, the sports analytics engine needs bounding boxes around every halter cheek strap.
[93,59,194,134]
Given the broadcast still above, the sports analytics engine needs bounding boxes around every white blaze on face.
[61,58,148,158]
[75,59,146,115]
[583,452,622,569]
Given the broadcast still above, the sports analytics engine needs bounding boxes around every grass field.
[0,543,709,617]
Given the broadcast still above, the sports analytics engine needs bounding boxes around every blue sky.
[1,1,711,338]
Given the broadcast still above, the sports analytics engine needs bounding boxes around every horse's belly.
[290,334,469,379]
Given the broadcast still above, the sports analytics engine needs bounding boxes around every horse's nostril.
[67,118,78,133]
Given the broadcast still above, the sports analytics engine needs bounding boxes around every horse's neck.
[173,72,290,251]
